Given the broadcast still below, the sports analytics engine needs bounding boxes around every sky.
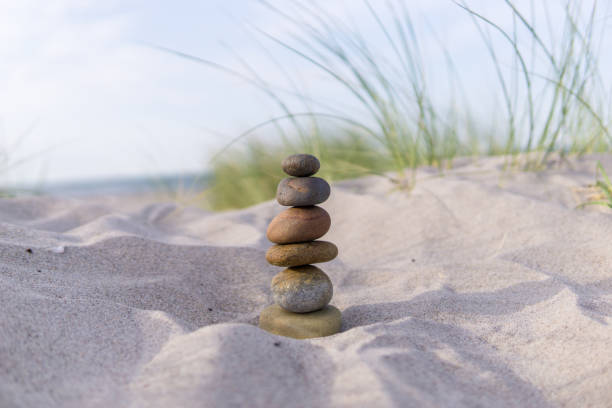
[0,0,609,186]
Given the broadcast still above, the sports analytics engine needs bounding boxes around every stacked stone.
[259,154,342,339]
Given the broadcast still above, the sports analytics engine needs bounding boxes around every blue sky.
[0,0,609,185]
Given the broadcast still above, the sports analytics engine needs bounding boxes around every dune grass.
[0,122,47,198]
[161,0,611,210]
[460,0,610,167]
[204,133,395,210]
[0,148,13,198]
[578,161,612,209]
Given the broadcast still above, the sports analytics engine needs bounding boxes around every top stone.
[282,154,320,177]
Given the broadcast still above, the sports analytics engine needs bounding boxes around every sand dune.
[1,155,612,407]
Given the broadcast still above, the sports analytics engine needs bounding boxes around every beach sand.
[1,155,611,407]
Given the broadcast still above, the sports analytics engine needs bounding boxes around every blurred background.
[1,0,610,208]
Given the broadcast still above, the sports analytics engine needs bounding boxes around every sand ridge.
[1,155,612,407]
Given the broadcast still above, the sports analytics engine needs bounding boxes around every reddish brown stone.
[266,206,331,244]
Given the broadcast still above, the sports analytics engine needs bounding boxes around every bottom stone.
[259,304,342,339]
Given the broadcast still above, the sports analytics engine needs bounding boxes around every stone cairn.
[259,154,341,339]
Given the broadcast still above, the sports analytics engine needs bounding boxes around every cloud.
[0,0,609,185]
[0,0,240,184]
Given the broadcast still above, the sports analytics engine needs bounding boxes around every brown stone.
[266,241,338,267]
[271,265,333,313]
[266,206,331,244]
[259,304,342,339]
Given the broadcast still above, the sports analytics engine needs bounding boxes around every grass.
[0,122,46,198]
[578,161,612,209]
[0,148,14,198]
[459,0,611,169]
[204,134,394,210]
[160,0,611,210]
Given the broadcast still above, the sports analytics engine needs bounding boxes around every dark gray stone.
[276,177,331,207]
[282,154,320,177]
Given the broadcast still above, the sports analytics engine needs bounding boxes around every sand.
[1,155,612,407]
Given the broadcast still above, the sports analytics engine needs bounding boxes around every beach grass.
[161,0,610,210]
[204,134,394,210]
[578,161,612,209]
[0,148,13,197]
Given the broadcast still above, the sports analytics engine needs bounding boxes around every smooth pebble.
[281,154,320,177]
[266,206,331,244]
[259,304,342,339]
[271,265,333,313]
[276,177,330,207]
[266,241,338,267]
